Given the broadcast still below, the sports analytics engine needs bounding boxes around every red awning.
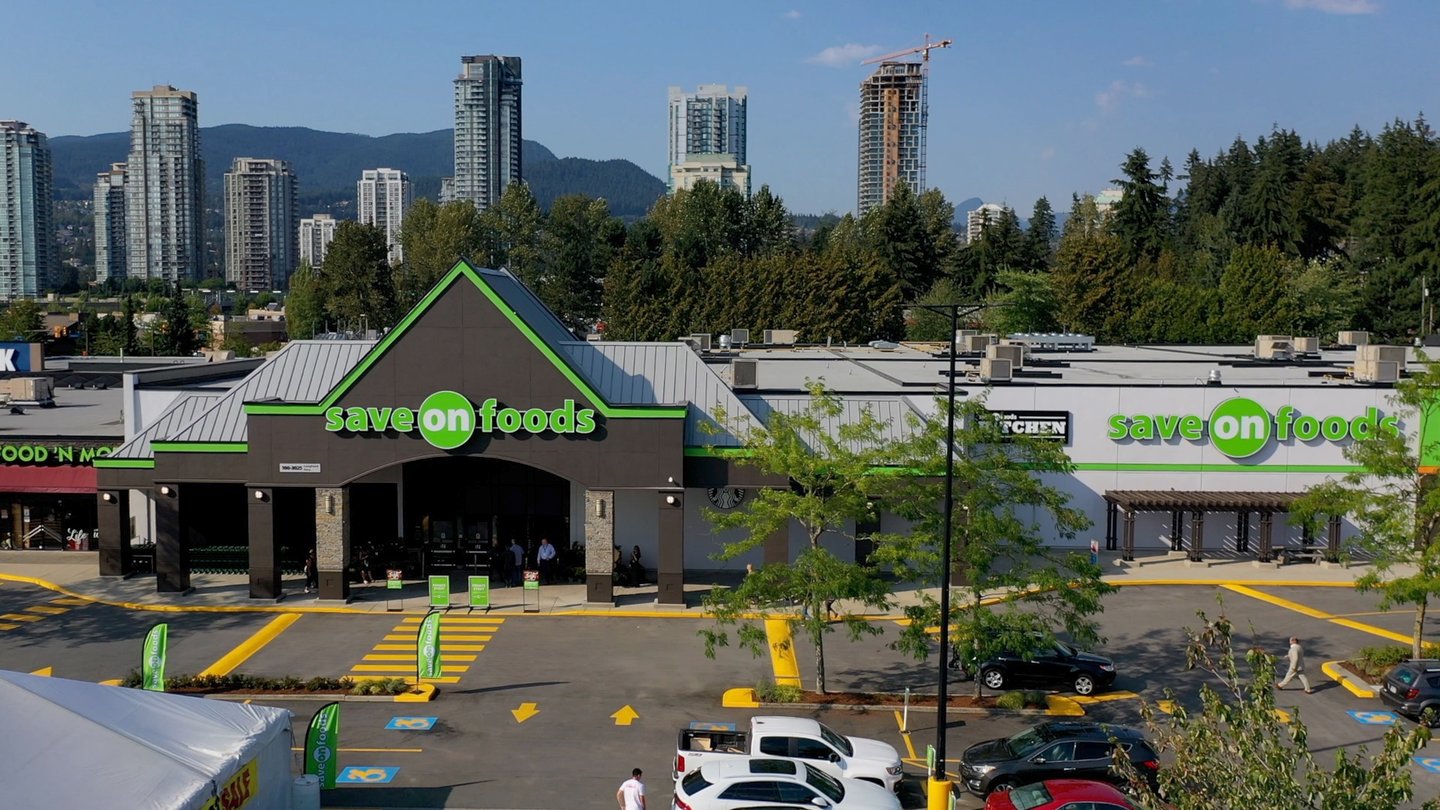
[0,466,97,494]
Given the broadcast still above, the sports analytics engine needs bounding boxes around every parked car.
[673,716,904,791]
[672,757,902,810]
[1379,659,1440,727]
[984,779,1138,809]
[952,637,1117,696]
[958,721,1159,797]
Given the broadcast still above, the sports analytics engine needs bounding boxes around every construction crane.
[860,34,953,67]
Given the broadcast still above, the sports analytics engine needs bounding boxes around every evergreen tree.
[485,182,544,290]
[1112,147,1171,260]
[1051,196,1129,337]
[1218,245,1296,341]
[1023,196,1056,270]
[398,199,487,308]
[537,195,620,333]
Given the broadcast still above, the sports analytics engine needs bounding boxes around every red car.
[984,779,1136,810]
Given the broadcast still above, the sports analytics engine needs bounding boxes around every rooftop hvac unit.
[980,357,1012,382]
[689,333,713,352]
[961,334,992,353]
[762,329,798,345]
[1338,330,1370,347]
[986,343,1025,369]
[1356,344,1407,372]
[1354,358,1400,384]
[956,329,978,342]
[729,328,750,347]
[731,358,758,389]
[677,337,701,353]
[1292,336,1319,355]
[1254,335,1293,361]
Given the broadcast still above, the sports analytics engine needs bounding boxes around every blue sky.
[5,0,1438,215]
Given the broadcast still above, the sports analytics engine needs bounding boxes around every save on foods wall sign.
[325,390,597,450]
[1107,397,1399,461]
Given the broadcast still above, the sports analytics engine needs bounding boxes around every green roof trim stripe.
[1069,462,1365,473]
[684,447,752,458]
[94,458,156,470]
[151,442,250,454]
[243,261,684,420]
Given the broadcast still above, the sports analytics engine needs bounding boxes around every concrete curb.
[1322,660,1380,699]
[721,688,1086,717]
[203,684,438,703]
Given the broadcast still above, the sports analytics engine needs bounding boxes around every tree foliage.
[320,221,398,332]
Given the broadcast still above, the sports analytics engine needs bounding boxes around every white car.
[672,757,901,810]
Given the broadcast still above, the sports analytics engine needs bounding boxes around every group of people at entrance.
[614,545,647,588]
[487,537,563,586]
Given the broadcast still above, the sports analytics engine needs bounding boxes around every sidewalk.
[0,549,1378,617]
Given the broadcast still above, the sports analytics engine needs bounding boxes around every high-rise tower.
[857,63,928,216]
[125,85,204,282]
[93,163,128,284]
[223,158,298,291]
[358,168,412,264]
[453,55,523,211]
[299,214,338,270]
[667,84,750,196]
[0,121,53,300]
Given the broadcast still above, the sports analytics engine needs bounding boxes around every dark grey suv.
[1379,659,1440,727]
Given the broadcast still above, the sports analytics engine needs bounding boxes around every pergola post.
[1190,510,1205,562]
[1259,512,1274,562]
[1170,510,1184,552]
[1301,522,1314,550]
[1237,510,1250,554]
[1327,515,1342,563]
[1122,510,1136,561]
[1105,501,1117,551]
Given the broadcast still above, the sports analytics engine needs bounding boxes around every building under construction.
[857,41,944,216]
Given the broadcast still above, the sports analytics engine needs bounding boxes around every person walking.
[303,549,318,594]
[1276,636,1313,693]
[616,767,646,810]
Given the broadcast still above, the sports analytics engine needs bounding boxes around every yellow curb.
[1045,695,1086,716]
[395,683,437,702]
[99,679,122,687]
[723,687,760,708]
[1156,700,1176,715]
[1070,690,1140,705]
[765,619,802,687]
[1322,660,1378,699]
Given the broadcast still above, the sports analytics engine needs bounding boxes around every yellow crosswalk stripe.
[363,654,477,662]
[1,613,43,622]
[397,617,504,625]
[49,598,89,606]
[24,605,67,615]
[383,633,491,642]
[372,643,486,652]
[0,623,18,631]
[349,663,472,673]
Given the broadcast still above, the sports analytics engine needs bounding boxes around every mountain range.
[47,124,667,219]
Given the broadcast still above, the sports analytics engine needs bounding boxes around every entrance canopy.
[1104,490,1300,512]
[0,465,96,493]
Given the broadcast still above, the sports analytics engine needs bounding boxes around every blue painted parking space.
[1346,710,1399,726]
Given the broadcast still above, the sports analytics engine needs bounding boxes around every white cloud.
[1282,0,1379,14]
[1095,80,1151,113]
[782,9,801,19]
[806,43,884,67]
[1122,55,1152,68]
[1040,146,1057,161]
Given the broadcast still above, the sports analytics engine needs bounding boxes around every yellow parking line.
[1070,691,1140,705]
[349,663,471,673]
[1,613,43,622]
[892,710,917,759]
[0,624,17,631]
[372,643,487,652]
[398,617,504,624]
[199,613,302,677]
[363,654,477,662]
[1221,584,1413,643]
[49,598,89,606]
[1329,618,1411,644]
[24,605,67,615]
[383,633,491,642]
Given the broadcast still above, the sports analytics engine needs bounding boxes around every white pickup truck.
[672,717,905,792]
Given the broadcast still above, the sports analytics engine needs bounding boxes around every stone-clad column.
[585,489,615,604]
[315,487,351,602]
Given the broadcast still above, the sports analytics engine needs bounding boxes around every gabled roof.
[107,392,220,461]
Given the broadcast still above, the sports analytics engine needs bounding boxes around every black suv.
[1379,659,1440,727]
[958,720,1160,797]
[952,638,1117,696]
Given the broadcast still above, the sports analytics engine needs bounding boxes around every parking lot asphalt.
[2,580,1438,808]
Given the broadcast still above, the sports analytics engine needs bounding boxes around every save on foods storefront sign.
[1106,396,1400,462]
[325,390,597,450]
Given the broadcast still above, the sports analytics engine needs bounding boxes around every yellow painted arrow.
[30,666,51,677]
[611,705,640,726]
[511,702,540,723]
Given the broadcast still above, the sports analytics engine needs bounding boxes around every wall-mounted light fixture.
[253,489,268,502]
[665,494,678,506]
[595,498,607,518]
[323,493,335,515]
[101,492,115,503]
[667,476,676,485]
[159,485,173,497]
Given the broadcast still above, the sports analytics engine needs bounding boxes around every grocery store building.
[95,260,1416,603]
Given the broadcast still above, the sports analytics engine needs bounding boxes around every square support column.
[315,487,351,602]
[1122,510,1136,561]
[154,484,191,594]
[1259,512,1274,562]
[1237,511,1250,554]
[1189,510,1205,562]
[584,489,615,605]
[1327,515,1342,562]
[856,512,880,566]
[1104,501,1117,551]
[1170,510,1184,552]
[657,490,685,605]
[97,490,132,577]
[248,486,280,600]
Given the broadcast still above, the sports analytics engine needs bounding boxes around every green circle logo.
[1208,397,1272,459]
[417,390,475,450]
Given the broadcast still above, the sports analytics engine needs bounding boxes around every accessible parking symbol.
[386,716,437,731]
[1416,756,1440,775]
[1346,710,1399,725]
[337,766,399,784]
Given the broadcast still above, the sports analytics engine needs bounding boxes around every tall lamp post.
[911,302,985,809]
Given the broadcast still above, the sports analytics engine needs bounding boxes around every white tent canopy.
[0,670,294,809]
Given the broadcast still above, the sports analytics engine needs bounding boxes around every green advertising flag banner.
[142,623,168,692]
[428,575,450,607]
[468,575,490,608]
[417,610,443,680]
[304,701,341,789]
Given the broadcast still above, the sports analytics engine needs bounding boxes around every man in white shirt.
[537,537,558,584]
[1275,636,1312,693]
[617,768,645,810]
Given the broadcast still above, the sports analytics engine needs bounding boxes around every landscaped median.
[111,672,439,702]
[722,683,1085,717]
[1324,643,1440,699]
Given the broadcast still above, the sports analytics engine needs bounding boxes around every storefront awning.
[0,466,97,494]
[1104,490,1301,512]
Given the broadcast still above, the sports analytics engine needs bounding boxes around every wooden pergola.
[1103,490,1341,563]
